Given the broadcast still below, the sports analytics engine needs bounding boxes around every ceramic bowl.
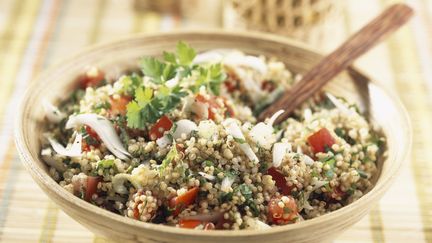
[15,31,411,243]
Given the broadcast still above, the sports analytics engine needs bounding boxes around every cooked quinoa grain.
[41,43,385,230]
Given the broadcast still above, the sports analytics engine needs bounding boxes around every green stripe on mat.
[382,0,432,241]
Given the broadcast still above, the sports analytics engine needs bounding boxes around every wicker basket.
[223,0,342,45]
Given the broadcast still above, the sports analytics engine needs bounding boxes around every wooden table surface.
[0,0,430,242]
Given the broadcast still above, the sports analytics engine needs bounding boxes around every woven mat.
[0,0,430,242]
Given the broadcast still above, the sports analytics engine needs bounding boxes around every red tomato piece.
[169,187,199,216]
[267,167,293,195]
[149,115,173,140]
[79,67,105,88]
[133,207,140,220]
[179,219,202,229]
[85,176,101,202]
[268,195,298,225]
[85,125,99,140]
[109,96,131,116]
[307,128,336,153]
[195,94,223,120]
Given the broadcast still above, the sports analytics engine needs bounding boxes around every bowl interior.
[15,31,411,242]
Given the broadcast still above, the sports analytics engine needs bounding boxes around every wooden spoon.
[258,3,413,123]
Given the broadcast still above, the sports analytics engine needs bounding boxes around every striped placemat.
[0,0,430,242]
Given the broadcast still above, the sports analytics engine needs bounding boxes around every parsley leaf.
[126,86,187,129]
[140,57,176,84]
[176,41,196,66]
[159,144,178,173]
[191,64,227,95]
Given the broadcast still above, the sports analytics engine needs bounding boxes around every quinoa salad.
[41,42,385,230]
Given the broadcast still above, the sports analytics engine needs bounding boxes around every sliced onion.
[224,52,268,75]
[303,154,315,166]
[221,176,235,192]
[198,172,216,181]
[326,93,353,115]
[249,110,284,150]
[66,114,130,160]
[48,133,82,157]
[156,135,172,148]
[297,146,303,154]
[165,75,180,88]
[181,211,223,222]
[312,180,329,191]
[193,50,224,64]
[41,148,67,172]
[267,109,284,126]
[172,119,197,139]
[303,108,312,122]
[197,120,217,140]
[223,118,259,163]
[272,142,292,167]
[43,99,65,123]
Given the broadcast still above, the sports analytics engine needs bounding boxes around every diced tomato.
[268,195,298,225]
[195,94,222,120]
[82,126,100,152]
[78,67,105,88]
[109,96,131,116]
[267,167,293,195]
[307,128,336,153]
[261,80,276,92]
[133,207,140,220]
[179,219,202,229]
[149,115,173,140]
[169,187,199,216]
[85,125,99,140]
[85,176,101,202]
[82,142,90,152]
[224,71,240,93]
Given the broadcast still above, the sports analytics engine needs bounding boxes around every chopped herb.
[236,184,253,200]
[190,63,227,95]
[234,137,246,144]
[219,191,233,203]
[151,205,172,224]
[203,160,214,167]
[159,144,178,173]
[126,86,187,129]
[356,169,369,179]
[258,162,269,173]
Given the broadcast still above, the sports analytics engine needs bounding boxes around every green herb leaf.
[234,137,246,144]
[176,41,196,66]
[159,144,178,173]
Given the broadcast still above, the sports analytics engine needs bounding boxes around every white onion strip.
[47,133,82,157]
[326,93,353,115]
[272,142,292,167]
[198,172,216,181]
[43,99,65,123]
[66,114,130,160]
[223,118,259,163]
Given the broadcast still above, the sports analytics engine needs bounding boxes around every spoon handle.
[258,3,413,123]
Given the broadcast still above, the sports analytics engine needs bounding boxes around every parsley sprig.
[126,41,227,129]
[126,86,187,129]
